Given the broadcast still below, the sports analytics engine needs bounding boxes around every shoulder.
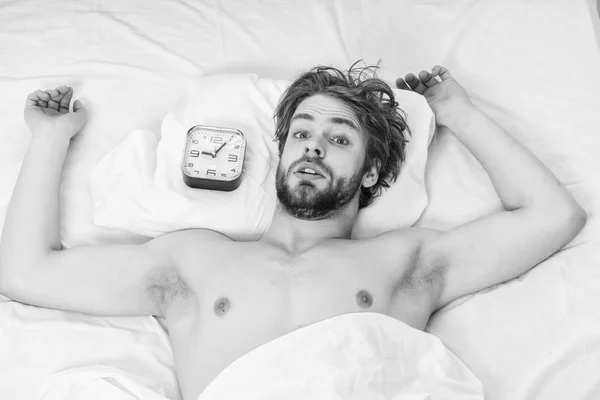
[374,226,442,246]
[372,226,443,264]
[153,227,232,242]
[143,228,232,259]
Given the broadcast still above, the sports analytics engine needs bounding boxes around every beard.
[275,158,365,221]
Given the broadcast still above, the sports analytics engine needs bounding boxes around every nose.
[304,136,325,158]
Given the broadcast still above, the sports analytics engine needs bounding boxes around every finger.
[395,78,411,91]
[73,99,87,114]
[433,65,453,81]
[45,89,60,98]
[47,98,60,111]
[59,87,73,112]
[55,85,70,94]
[25,90,50,108]
[404,73,427,94]
[419,70,439,88]
[43,86,70,113]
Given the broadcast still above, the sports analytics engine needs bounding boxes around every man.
[0,64,586,400]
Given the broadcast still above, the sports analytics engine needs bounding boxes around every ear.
[361,161,380,189]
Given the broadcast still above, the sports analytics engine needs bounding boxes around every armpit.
[146,268,191,306]
[396,247,448,294]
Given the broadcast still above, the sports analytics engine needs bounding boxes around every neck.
[260,202,358,255]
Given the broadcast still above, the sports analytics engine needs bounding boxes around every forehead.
[292,94,361,130]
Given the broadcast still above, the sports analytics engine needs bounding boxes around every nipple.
[356,290,373,308]
[214,297,230,317]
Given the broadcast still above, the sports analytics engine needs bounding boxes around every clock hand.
[201,151,214,156]
[213,142,227,156]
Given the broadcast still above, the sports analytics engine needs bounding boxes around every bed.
[1,0,599,399]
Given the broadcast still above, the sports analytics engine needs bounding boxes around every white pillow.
[90,73,435,241]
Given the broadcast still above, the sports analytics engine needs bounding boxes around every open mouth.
[294,167,325,180]
[294,164,327,177]
[294,173,324,181]
[296,167,322,176]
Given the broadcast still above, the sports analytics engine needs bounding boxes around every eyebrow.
[292,113,359,132]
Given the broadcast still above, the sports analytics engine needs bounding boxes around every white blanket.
[34,313,484,400]
[37,366,169,400]
[197,313,483,400]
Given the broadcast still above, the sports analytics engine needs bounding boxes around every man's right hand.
[2,84,185,318]
[24,86,87,141]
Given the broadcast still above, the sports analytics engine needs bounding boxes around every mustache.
[290,156,331,177]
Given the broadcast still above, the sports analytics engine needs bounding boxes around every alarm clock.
[181,125,247,191]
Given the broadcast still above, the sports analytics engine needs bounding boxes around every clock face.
[181,126,246,181]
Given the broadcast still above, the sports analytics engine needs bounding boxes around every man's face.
[276,94,372,220]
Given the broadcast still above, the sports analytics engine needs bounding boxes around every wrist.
[29,134,71,157]
[442,103,482,132]
[30,132,71,146]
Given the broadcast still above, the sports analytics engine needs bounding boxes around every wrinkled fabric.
[37,366,169,400]
[198,313,483,400]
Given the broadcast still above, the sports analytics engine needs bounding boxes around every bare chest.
[163,239,435,399]
[199,256,396,331]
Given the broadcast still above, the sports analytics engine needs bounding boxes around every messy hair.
[273,61,411,209]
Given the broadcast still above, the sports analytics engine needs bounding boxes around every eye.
[332,136,349,145]
[293,131,308,139]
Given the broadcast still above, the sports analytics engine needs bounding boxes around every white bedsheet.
[197,313,483,400]
[33,313,484,400]
[1,1,599,399]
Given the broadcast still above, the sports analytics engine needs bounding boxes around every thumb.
[73,99,86,113]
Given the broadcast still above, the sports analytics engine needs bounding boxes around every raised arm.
[397,67,587,309]
[0,87,176,317]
